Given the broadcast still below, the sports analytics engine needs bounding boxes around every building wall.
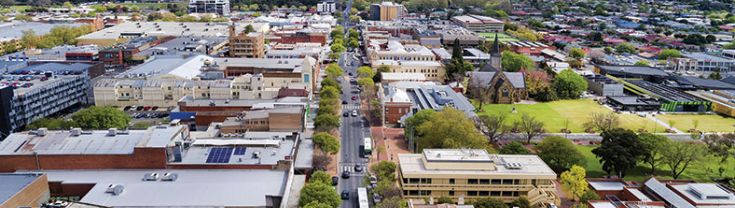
[6,75,88,134]
[48,182,95,198]
[229,31,265,58]
[372,63,445,81]
[384,102,411,124]
[0,148,168,172]
[272,32,328,46]
[399,172,557,203]
[0,174,50,208]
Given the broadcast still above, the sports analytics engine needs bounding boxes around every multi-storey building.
[316,0,336,14]
[367,40,437,65]
[369,2,407,21]
[372,60,445,81]
[219,106,305,133]
[188,0,231,16]
[451,15,504,32]
[228,25,265,58]
[398,149,559,206]
[0,63,99,138]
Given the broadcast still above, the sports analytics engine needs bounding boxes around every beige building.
[229,25,265,58]
[367,40,437,65]
[372,60,445,81]
[370,2,407,21]
[451,15,504,32]
[93,73,306,107]
[398,149,559,206]
[219,106,305,133]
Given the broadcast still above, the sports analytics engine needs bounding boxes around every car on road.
[351,96,357,101]
[341,171,350,179]
[342,100,348,104]
[331,176,338,186]
[348,72,353,76]
[351,110,358,117]
[343,112,349,117]
[354,165,363,172]
[341,190,350,200]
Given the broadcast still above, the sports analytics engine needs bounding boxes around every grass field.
[657,114,735,133]
[476,99,665,133]
[576,145,735,183]
[478,32,519,43]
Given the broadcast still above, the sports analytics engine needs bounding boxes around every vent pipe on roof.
[108,128,118,136]
[36,128,48,136]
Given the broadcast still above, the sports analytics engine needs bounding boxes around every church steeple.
[491,33,500,56]
[489,33,502,71]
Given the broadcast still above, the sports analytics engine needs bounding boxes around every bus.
[357,187,369,208]
[363,137,372,156]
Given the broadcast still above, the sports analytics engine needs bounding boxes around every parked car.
[341,190,349,200]
[354,165,363,172]
[341,171,350,179]
[351,110,358,117]
[342,100,348,104]
[331,176,338,186]
[351,96,357,101]
[343,112,349,117]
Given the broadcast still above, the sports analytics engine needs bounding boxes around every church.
[468,33,528,104]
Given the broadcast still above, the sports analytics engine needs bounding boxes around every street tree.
[499,141,530,154]
[638,133,670,175]
[371,161,397,180]
[313,132,340,155]
[561,165,588,201]
[315,114,340,132]
[554,69,588,99]
[375,197,407,208]
[325,63,344,78]
[537,136,586,173]
[479,113,509,143]
[372,65,391,82]
[592,128,646,178]
[299,182,341,208]
[658,49,681,60]
[319,86,340,100]
[662,141,709,179]
[356,66,375,78]
[303,201,332,208]
[514,113,545,144]
[583,112,620,132]
[510,197,531,208]
[309,170,332,185]
[472,197,507,208]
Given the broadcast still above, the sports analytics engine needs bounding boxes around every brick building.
[219,106,305,133]
[0,173,50,207]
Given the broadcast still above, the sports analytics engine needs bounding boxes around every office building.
[372,60,445,81]
[367,40,437,65]
[398,149,559,206]
[229,25,265,58]
[219,106,305,133]
[585,177,735,208]
[451,15,504,32]
[370,2,407,21]
[0,63,98,138]
[0,173,50,207]
[188,0,231,16]
[670,52,735,73]
[317,0,337,14]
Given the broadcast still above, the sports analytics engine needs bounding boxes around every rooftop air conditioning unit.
[105,184,124,195]
[161,172,178,181]
[142,172,159,181]
[70,128,82,136]
[36,128,48,136]
[108,128,118,136]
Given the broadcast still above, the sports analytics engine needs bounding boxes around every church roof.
[469,71,525,89]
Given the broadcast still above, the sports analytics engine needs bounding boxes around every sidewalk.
[370,127,408,166]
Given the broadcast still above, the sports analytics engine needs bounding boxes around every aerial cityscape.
[2,0,735,207]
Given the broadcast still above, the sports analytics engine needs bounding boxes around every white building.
[188,0,231,16]
[316,0,337,14]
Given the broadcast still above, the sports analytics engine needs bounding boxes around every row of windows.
[403,190,431,196]
[403,178,521,185]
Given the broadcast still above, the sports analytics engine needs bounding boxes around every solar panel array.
[206,147,233,163]
[234,147,247,155]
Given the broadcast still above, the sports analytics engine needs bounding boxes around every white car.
[351,110,358,117]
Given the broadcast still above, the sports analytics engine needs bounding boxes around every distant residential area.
[2,0,735,208]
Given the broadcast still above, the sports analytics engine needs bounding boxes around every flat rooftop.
[0,126,185,155]
[588,180,626,191]
[0,21,85,40]
[78,22,269,40]
[423,149,492,162]
[0,173,44,205]
[135,36,227,57]
[399,151,556,177]
[671,183,735,205]
[176,138,295,165]
[28,169,287,207]
[116,55,213,79]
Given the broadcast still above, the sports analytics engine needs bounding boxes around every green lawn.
[657,114,735,133]
[478,32,519,43]
[576,145,735,183]
[476,99,665,133]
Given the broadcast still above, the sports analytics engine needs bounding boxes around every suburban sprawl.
[3,0,735,208]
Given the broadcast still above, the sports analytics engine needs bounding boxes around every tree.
[315,114,340,132]
[348,39,359,48]
[303,201,333,208]
[703,134,735,163]
[615,43,637,54]
[375,197,406,208]
[480,113,509,143]
[514,113,544,144]
[299,182,341,208]
[583,112,620,132]
[26,118,75,130]
[658,49,681,60]
[554,69,588,99]
[445,39,474,84]
[638,133,670,175]
[244,24,255,33]
[662,141,709,179]
[436,196,453,204]
[20,30,41,49]
[561,165,588,201]
[499,141,531,154]
[356,66,375,78]
[373,65,391,83]
[416,108,488,150]
[709,71,722,80]
[472,197,507,208]
[510,197,531,208]
[320,86,340,100]
[309,170,332,185]
[321,78,339,89]
[537,136,586,173]
[682,34,708,45]
[312,153,331,170]
[330,44,346,54]
[501,51,535,72]
[592,128,646,178]
[569,48,586,59]
[579,190,600,203]
[313,132,340,155]
[371,161,397,180]
[325,64,343,78]
[634,60,650,66]
[357,77,374,89]
[71,107,131,130]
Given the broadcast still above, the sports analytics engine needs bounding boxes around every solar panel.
[206,147,233,163]
[234,147,247,155]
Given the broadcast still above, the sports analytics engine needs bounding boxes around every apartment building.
[0,63,98,138]
[367,40,437,65]
[451,15,504,32]
[228,25,265,58]
[372,60,445,81]
[188,0,231,16]
[219,106,305,133]
[398,149,559,206]
[317,0,337,14]
[369,2,407,21]
[672,52,735,73]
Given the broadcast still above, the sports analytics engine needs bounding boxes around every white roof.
[33,169,287,207]
[589,181,626,191]
[192,139,281,147]
[382,72,427,81]
[399,152,557,177]
[117,55,213,79]
[589,202,617,208]
[385,87,411,103]
[671,183,735,205]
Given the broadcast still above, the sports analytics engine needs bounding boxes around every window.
[449,179,455,184]
[409,178,420,184]
[449,191,454,196]
[491,179,502,184]
[468,179,478,184]
[502,179,514,185]
[467,191,478,196]
[479,179,490,184]
[502,191,513,196]
[479,191,489,196]
[490,191,501,196]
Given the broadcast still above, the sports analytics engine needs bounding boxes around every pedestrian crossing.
[343,105,360,110]
[341,165,354,173]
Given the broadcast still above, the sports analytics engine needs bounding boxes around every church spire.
[491,33,500,55]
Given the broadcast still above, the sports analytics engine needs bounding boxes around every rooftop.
[0,173,44,205]
[399,150,556,177]
[28,169,287,207]
[0,125,186,155]
[0,21,85,40]
[682,52,735,63]
[79,22,269,40]
[671,183,735,205]
[116,55,214,79]
[135,36,227,57]
[423,149,492,162]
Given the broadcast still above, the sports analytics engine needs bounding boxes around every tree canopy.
[72,107,131,130]
[299,182,341,208]
[313,132,340,155]
[499,141,530,154]
[415,108,488,151]
[561,165,589,201]
[554,69,588,99]
[537,136,586,173]
[658,49,681,60]
[501,51,535,72]
[592,128,646,178]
